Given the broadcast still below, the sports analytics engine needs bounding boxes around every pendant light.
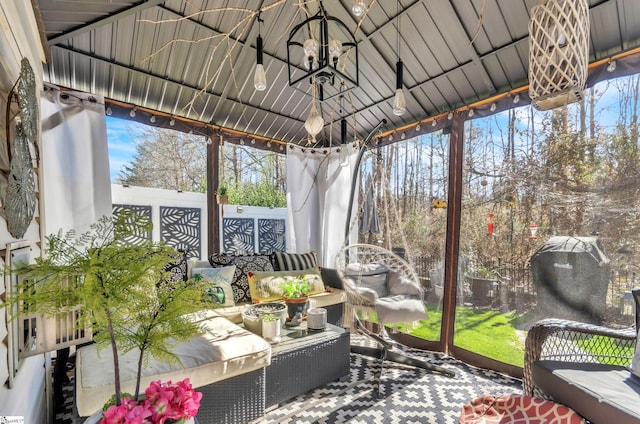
[254,14,267,91]
[392,7,406,116]
[352,0,366,17]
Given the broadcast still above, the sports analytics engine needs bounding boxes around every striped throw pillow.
[271,251,318,271]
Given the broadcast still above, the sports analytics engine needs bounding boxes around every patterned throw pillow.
[192,266,236,307]
[270,251,318,271]
[247,267,325,303]
[208,254,274,303]
[163,251,188,282]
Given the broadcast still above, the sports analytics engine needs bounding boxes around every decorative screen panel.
[222,218,255,254]
[160,206,201,258]
[258,219,286,253]
[112,204,152,245]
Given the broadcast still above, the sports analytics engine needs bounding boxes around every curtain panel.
[286,143,358,268]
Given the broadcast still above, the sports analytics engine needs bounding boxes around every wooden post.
[207,135,220,256]
[441,112,464,354]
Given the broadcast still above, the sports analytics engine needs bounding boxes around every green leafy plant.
[217,185,228,195]
[3,211,212,407]
[279,276,310,299]
[260,312,278,322]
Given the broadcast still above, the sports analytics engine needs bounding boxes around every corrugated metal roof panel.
[38,0,640,146]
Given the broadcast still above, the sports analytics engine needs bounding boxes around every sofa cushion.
[208,254,274,303]
[270,251,318,271]
[75,310,271,417]
[192,266,236,307]
[532,360,640,424]
[247,267,325,303]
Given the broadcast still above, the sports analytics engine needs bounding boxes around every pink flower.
[100,379,201,423]
[99,397,152,424]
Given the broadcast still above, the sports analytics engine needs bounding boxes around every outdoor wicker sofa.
[75,251,347,423]
[524,318,640,424]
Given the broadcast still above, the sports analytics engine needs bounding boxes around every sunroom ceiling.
[36,0,640,146]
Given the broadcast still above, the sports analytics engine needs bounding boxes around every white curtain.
[286,143,359,268]
[40,86,112,236]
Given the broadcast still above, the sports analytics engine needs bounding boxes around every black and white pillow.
[209,253,274,303]
[163,250,188,282]
[271,251,318,271]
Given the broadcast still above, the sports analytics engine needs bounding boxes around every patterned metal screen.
[258,218,286,253]
[222,217,286,254]
[112,204,152,245]
[160,206,201,258]
[223,218,255,254]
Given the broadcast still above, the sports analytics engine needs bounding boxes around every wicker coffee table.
[265,323,350,407]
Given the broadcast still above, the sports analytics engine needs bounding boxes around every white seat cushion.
[75,310,271,416]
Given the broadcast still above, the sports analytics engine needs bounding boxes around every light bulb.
[607,60,616,73]
[169,117,176,126]
[150,115,156,123]
[448,112,453,120]
[106,107,112,116]
[415,124,421,131]
[490,103,497,112]
[129,108,136,118]
[468,109,474,118]
[352,0,366,16]
[432,120,437,127]
[254,64,267,91]
[303,39,319,70]
[392,88,406,116]
[401,131,406,140]
[513,94,520,104]
[329,39,342,66]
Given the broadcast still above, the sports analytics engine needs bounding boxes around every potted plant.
[216,184,229,204]
[279,276,310,320]
[260,312,281,342]
[3,211,210,423]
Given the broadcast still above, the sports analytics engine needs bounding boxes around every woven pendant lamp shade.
[528,0,589,111]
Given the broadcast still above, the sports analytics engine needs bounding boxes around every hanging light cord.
[396,2,401,61]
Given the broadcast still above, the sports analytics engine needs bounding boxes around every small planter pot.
[261,318,281,342]
[216,194,228,204]
[284,296,308,320]
[242,303,287,335]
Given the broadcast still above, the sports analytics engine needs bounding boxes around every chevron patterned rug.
[259,339,523,424]
[55,336,523,424]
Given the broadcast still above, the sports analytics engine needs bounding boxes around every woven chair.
[335,243,454,397]
[523,318,637,398]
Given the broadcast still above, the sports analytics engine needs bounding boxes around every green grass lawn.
[395,305,528,367]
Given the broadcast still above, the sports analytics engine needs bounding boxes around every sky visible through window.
[105,76,629,183]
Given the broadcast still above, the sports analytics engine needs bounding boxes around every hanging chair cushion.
[388,271,421,297]
[345,262,389,298]
[374,295,426,325]
[459,394,585,424]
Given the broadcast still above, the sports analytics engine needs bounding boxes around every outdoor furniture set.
[523,289,640,424]
[75,251,349,423]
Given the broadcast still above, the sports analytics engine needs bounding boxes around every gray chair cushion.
[533,360,640,424]
[374,295,426,325]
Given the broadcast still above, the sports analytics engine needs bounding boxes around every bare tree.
[116,127,207,192]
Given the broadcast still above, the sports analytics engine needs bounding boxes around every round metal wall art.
[17,57,39,158]
[6,122,37,239]
[4,58,39,239]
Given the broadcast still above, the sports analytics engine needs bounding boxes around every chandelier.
[286,2,359,101]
